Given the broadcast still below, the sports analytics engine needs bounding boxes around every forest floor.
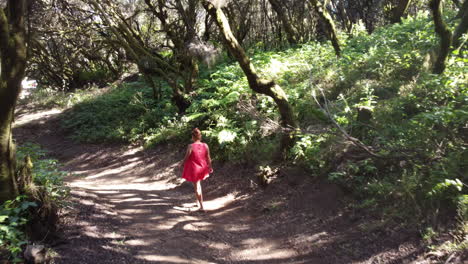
[13,105,460,264]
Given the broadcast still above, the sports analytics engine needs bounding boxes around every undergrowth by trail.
[1,143,69,261]
[28,12,467,235]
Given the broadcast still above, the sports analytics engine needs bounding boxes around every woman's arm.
[205,144,213,172]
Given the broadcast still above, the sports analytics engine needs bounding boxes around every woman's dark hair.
[192,128,202,140]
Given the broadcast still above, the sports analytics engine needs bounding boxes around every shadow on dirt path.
[13,107,428,264]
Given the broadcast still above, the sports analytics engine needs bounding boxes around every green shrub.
[288,12,467,219]
[62,81,178,143]
[0,196,37,262]
[0,143,70,261]
[75,66,113,86]
[60,11,466,220]
[16,143,70,206]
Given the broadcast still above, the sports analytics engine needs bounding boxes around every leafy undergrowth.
[30,12,467,250]
[0,143,69,262]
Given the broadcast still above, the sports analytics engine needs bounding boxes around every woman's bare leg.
[193,181,204,210]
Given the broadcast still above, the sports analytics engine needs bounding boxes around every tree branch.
[312,88,383,158]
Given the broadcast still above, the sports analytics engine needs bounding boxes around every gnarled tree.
[144,0,201,93]
[429,0,468,74]
[390,0,412,24]
[452,0,468,50]
[86,0,191,111]
[268,0,299,45]
[430,0,452,74]
[201,0,297,155]
[224,0,254,46]
[29,0,124,90]
[308,0,341,57]
[0,0,27,202]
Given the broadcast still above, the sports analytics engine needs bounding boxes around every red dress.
[182,143,210,182]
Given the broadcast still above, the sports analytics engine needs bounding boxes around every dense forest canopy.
[20,0,448,90]
[0,0,467,262]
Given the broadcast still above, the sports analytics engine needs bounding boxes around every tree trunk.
[453,2,468,50]
[335,1,353,33]
[0,0,28,203]
[430,0,453,74]
[308,0,341,57]
[390,0,412,24]
[456,0,468,19]
[268,0,299,45]
[201,0,297,155]
[184,58,199,93]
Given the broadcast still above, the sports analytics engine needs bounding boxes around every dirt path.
[13,107,432,264]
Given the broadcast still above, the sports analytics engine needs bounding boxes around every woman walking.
[180,128,213,211]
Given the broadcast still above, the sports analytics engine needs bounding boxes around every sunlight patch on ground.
[100,245,126,254]
[94,190,120,194]
[120,197,143,202]
[109,193,134,198]
[154,218,193,231]
[209,242,230,251]
[183,222,213,232]
[150,215,165,221]
[81,161,144,180]
[110,198,163,204]
[288,232,335,254]
[121,146,144,156]
[124,239,147,246]
[203,193,236,211]
[69,182,179,191]
[80,199,96,206]
[150,165,181,182]
[13,109,62,127]
[209,204,242,218]
[224,224,251,232]
[137,255,216,264]
[102,210,118,216]
[293,232,329,244]
[119,208,151,215]
[102,232,126,240]
[232,239,297,261]
[137,254,215,264]
[83,228,101,239]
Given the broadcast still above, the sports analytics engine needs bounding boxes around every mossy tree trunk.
[453,1,468,50]
[268,0,299,45]
[430,0,453,74]
[456,0,468,19]
[334,1,353,33]
[308,0,341,57]
[390,0,412,24]
[0,0,27,203]
[201,0,297,155]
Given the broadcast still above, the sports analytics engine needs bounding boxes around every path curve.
[13,107,429,264]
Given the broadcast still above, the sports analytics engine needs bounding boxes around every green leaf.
[0,215,8,223]
[20,202,37,210]
[217,130,237,144]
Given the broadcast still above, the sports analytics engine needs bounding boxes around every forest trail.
[13,106,426,264]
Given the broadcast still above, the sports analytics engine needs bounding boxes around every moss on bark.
[308,0,341,57]
[0,0,27,203]
[202,0,297,155]
[430,0,453,74]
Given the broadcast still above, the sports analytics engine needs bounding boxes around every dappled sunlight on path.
[56,181,301,263]
[13,107,427,264]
